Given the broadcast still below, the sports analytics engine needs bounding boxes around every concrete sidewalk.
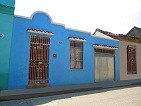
[0,79,141,101]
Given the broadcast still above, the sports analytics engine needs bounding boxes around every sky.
[14,0,141,34]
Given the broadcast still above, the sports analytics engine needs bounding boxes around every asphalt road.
[0,85,141,106]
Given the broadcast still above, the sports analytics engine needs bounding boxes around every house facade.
[0,0,15,90]
[119,28,141,80]
[120,41,141,80]
[7,12,120,90]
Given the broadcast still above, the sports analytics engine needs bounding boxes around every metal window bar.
[29,36,50,85]
[70,41,83,69]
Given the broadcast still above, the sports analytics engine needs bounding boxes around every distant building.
[127,26,141,38]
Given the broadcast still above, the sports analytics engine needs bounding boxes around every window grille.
[70,41,83,69]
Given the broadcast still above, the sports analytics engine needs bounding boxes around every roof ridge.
[134,26,141,30]
[94,28,141,44]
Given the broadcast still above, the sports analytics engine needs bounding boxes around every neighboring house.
[119,36,141,80]
[0,0,15,90]
[119,26,141,80]
[99,28,141,80]
[8,12,120,90]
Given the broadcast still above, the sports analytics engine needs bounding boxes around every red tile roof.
[27,29,54,35]
[68,37,86,42]
[93,28,141,44]
[93,44,118,49]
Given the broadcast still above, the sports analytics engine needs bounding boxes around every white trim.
[69,38,86,42]
[93,45,118,50]
[27,29,54,36]
[14,11,91,35]
[14,11,65,27]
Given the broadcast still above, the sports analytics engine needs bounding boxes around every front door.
[28,36,50,88]
[95,54,115,82]
[94,48,115,82]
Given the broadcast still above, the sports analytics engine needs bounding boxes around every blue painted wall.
[8,12,120,89]
[0,1,15,90]
[0,0,15,7]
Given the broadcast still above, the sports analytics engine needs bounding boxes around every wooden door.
[95,54,115,82]
[28,36,49,87]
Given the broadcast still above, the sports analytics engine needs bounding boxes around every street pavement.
[0,85,141,106]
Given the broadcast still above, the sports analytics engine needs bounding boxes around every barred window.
[70,41,83,69]
[127,45,137,74]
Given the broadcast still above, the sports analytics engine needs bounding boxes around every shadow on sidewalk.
[0,84,141,106]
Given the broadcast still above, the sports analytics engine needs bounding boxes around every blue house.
[8,11,120,90]
[0,0,15,90]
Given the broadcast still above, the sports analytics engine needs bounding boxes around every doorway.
[94,48,115,82]
[28,36,50,88]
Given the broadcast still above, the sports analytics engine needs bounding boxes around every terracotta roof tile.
[27,29,54,35]
[68,37,86,42]
[93,28,141,44]
[93,44,118,49]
